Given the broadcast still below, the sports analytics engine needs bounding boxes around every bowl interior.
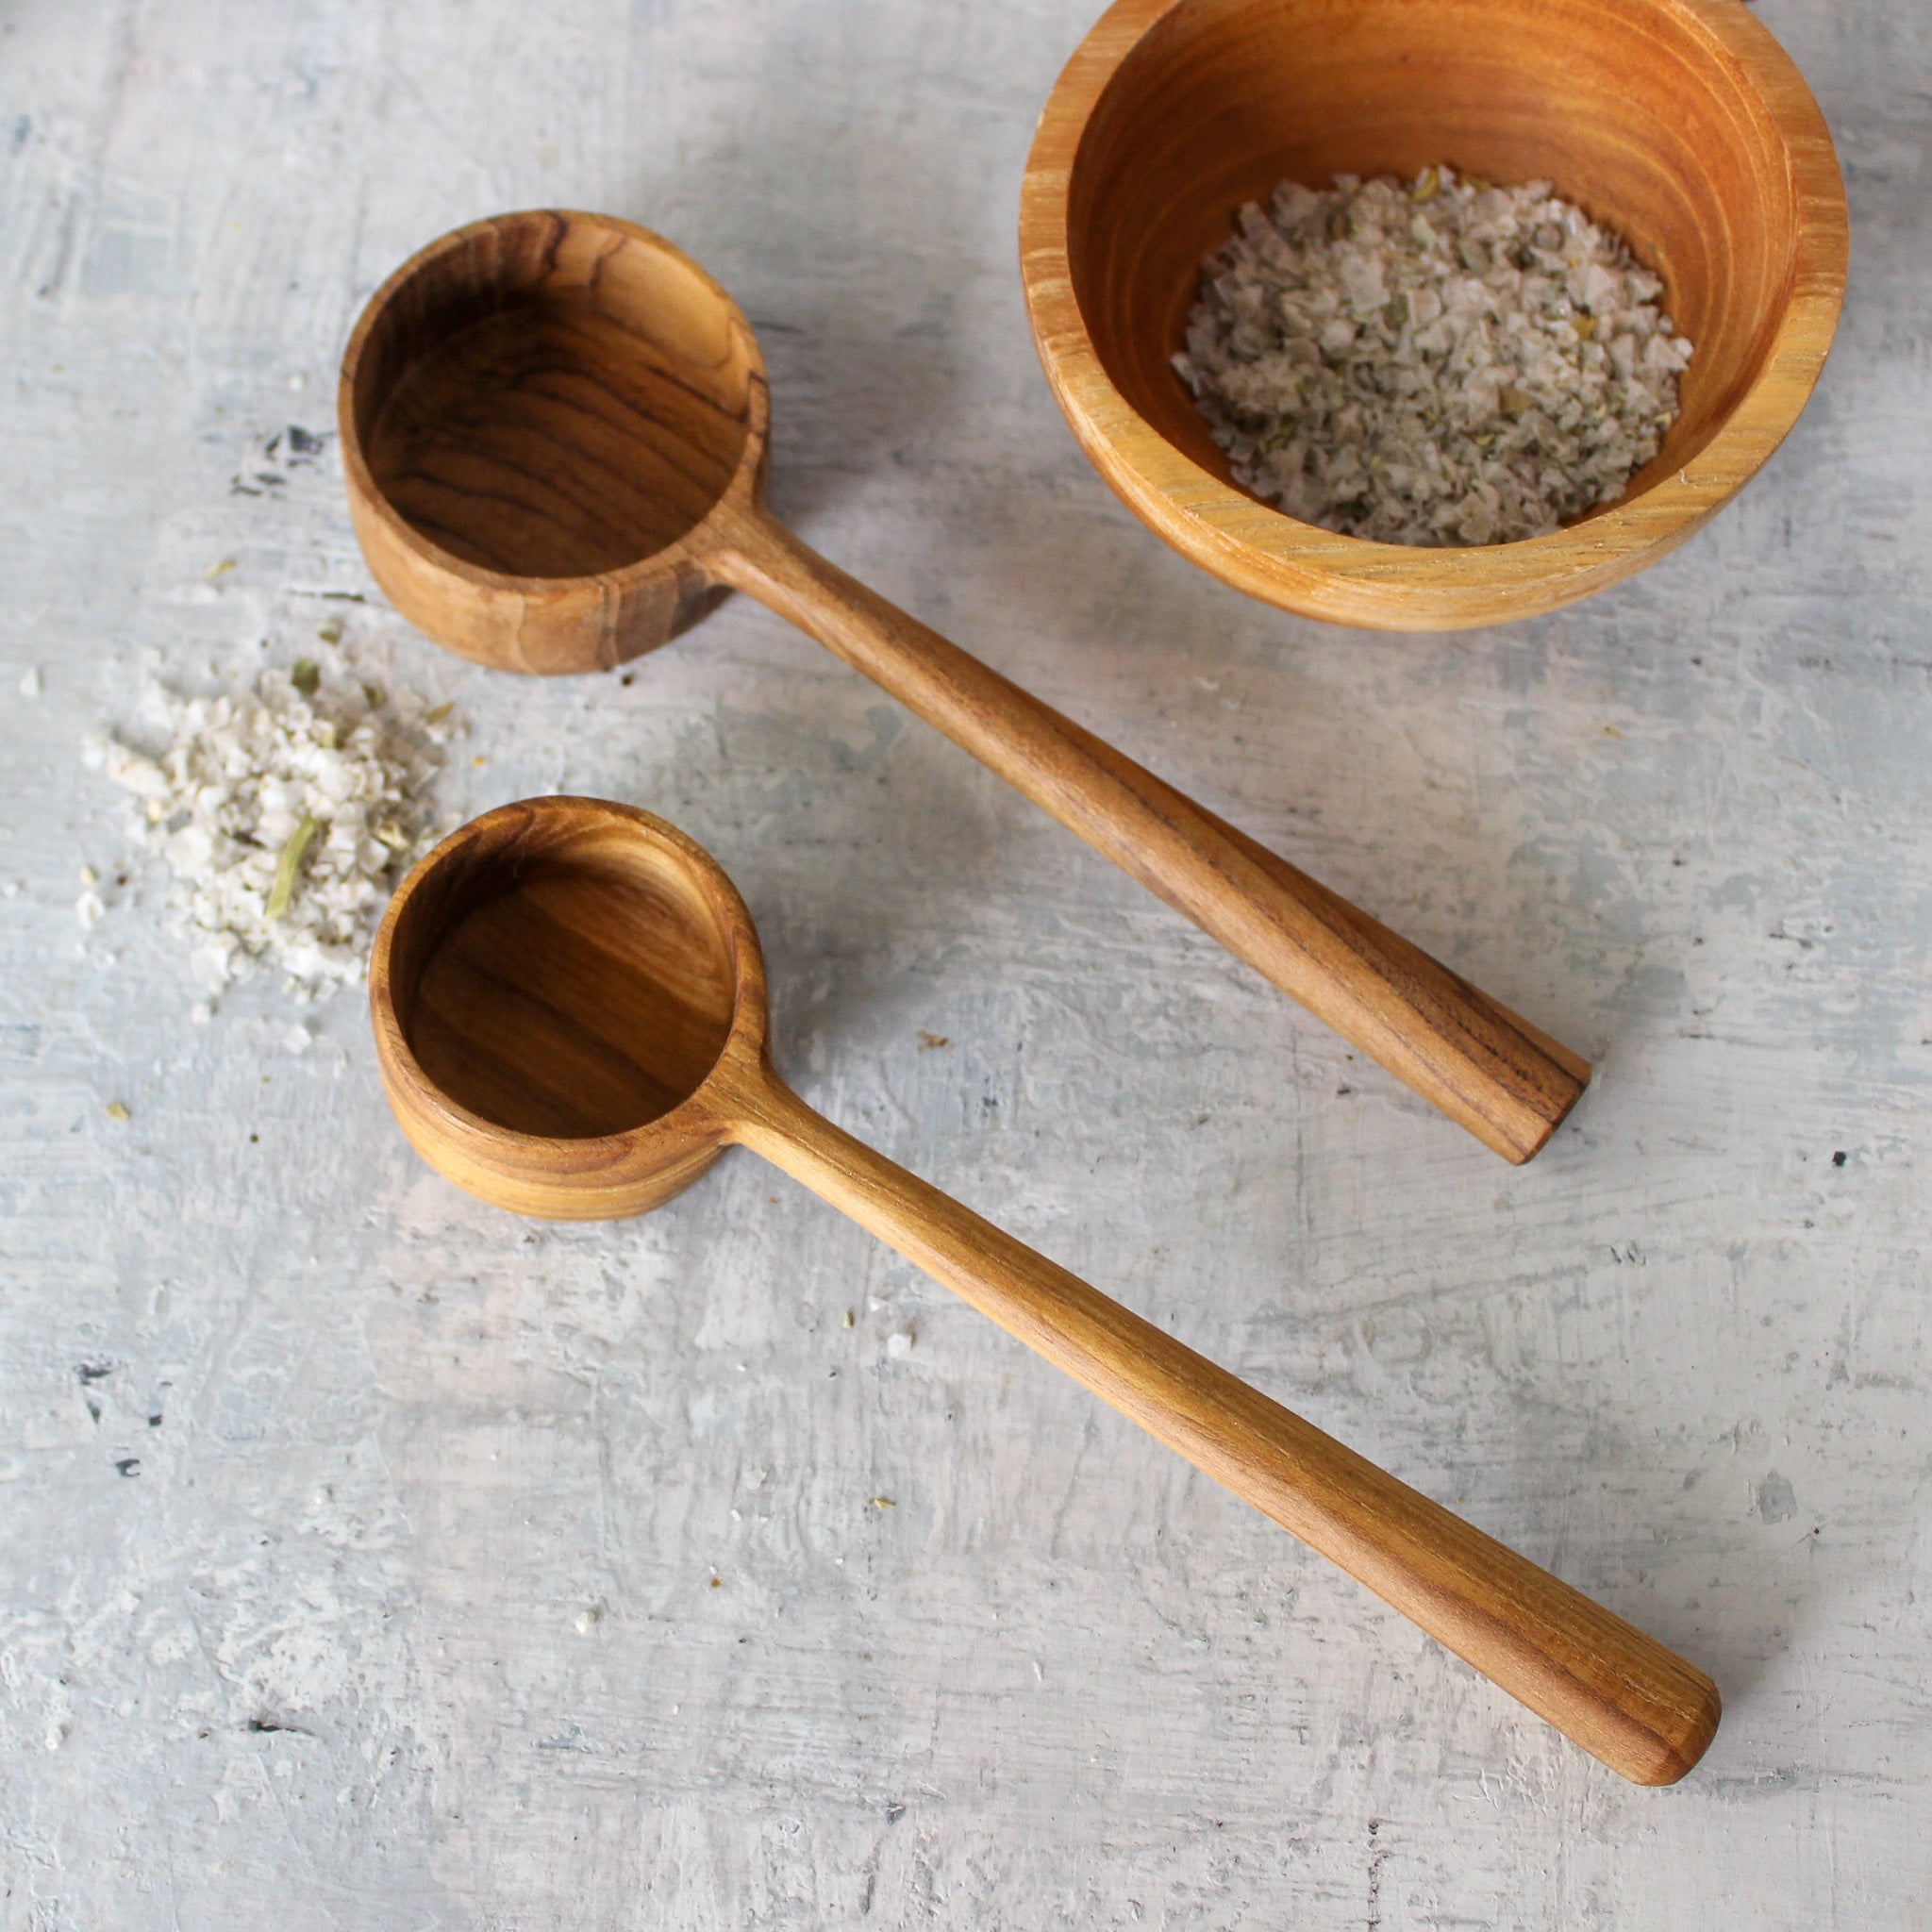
[384,809,741,1139]
[349,214,760,579]
[1068,0,1803,525]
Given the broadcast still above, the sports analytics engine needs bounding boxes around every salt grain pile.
[1174,169,1694,546]
[83,666,452,1012]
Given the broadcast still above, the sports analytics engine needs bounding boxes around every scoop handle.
[731,1070,1719,1786]
[714,509,1587,1163]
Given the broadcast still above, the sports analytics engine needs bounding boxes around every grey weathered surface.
[1,0,1926,1924]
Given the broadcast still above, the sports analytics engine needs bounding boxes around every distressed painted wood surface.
[0,0,1925,1924]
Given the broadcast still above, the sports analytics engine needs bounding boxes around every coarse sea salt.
[1174,168,1694,547]
[82,666,453,1008]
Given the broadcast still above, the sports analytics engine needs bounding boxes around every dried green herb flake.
[265,815,321,921]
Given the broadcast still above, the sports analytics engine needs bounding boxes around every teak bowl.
[339,213,763,675]
[1020,0,1848,630]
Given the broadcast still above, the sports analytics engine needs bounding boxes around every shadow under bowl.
[1020,0,1847,631]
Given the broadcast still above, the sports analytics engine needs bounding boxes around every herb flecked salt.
[1174,169,1694,547]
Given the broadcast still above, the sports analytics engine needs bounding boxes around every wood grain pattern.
[341,210,1589,1159]
[367,304,747,579]
[1019,0,1849,630]
[371,796,1721,1786]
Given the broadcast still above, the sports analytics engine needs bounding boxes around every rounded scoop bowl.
[340,211,771,674]
[1019,0,1848,631]
[370,797,770,1219]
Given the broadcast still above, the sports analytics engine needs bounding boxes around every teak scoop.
[341,210,1590,1163]
[371,795,1718,1786]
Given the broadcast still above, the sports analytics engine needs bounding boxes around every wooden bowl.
[371,797,768,1220]
[339,212,769,675]
[1019,0,1848,631]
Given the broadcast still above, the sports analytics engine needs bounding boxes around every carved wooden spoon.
[341,209,1589,1163]
[369,794,1717,1785]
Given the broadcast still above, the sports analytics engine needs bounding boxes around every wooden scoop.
[370,794,1717,1785]
[340,209,1590,1163]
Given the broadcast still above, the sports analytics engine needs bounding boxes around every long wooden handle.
[732,1072,1720,1785]
[714,508,1588,1164]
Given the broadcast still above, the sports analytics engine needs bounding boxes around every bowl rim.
[1018,0,1849,631]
